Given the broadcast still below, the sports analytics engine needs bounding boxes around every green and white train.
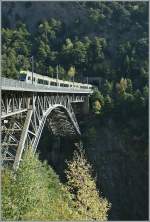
[19,70,92,89]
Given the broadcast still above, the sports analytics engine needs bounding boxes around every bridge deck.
[1,77,92,94]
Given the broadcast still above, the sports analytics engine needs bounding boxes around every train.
[19,70,93,90]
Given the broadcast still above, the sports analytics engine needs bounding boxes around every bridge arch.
[31,104,81,152]
[1,80,92,169]
[10,95,83,169]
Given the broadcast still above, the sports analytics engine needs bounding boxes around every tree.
[92,100,102,114]
[61,38,74,66]
[63,38,73,50]
[104,95,114,113]
[116,78,133,96]
[58,65,66,80]
[73,40,88,68]
[89,37,107,63]
[38,21,51,41]
[2,23,31,78]
[47,66,54,77]
[67,66,76,79]
[90,89,105,114]
[66,148,111,220]
[103,80,114,96]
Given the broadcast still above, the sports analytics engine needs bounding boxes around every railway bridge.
[1,77,92,169]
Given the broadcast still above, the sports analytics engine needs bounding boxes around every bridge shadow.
[37,124,78,182]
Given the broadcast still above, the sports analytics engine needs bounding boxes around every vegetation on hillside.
[66,147,111,220]
[2,148,110,220]
[2,2,148,87]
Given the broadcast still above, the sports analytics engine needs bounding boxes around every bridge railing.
[1,77,92,94]
[2,77,31,89]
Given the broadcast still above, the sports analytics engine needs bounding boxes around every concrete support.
[13,109,33,170]
[82,96,89,114]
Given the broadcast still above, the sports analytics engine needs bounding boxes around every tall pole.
[87,76,88,84]
[56,65,58,86]
[31,56,34,84]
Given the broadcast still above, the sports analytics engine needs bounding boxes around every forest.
[1,1,148,220]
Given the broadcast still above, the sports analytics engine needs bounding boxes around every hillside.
[1,1,148,220]
[2,2,90,32]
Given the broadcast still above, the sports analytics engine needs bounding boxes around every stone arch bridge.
[1,77,92,169]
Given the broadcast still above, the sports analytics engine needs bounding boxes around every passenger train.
[19,70,93,90]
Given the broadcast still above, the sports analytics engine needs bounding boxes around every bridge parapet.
[1,77,92,94]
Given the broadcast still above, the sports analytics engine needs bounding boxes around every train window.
[33,77,36,81]
[43,80,48,85]
[19,74,27,81]
[28,76,31,80]
[50,82,57,86]
[64,84,69,87]
[60,83,64,87]
[38,79,43,84]
[81,85,88,89]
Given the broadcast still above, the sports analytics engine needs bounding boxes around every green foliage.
[2,148,79,220]
[91,89,104,103]
[73,40,88,68]
[2,147,111,221]
[116,78,130,95]
[66,148,111,220]
[2,24,31,78]
[104,95,114,113]
[67,66,76,78]
[103,80,114,96]
[92,100,102,114]
[2,2,148,85]
[58,65,66,80]
[90,89,105,114]
[47,66,54,77]
[89,8,105,23]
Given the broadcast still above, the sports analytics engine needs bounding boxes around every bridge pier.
[13,109,33,170]
[82,96,90,114]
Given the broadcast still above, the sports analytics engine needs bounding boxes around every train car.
[19,70,92,90]
[20,70,58,86]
